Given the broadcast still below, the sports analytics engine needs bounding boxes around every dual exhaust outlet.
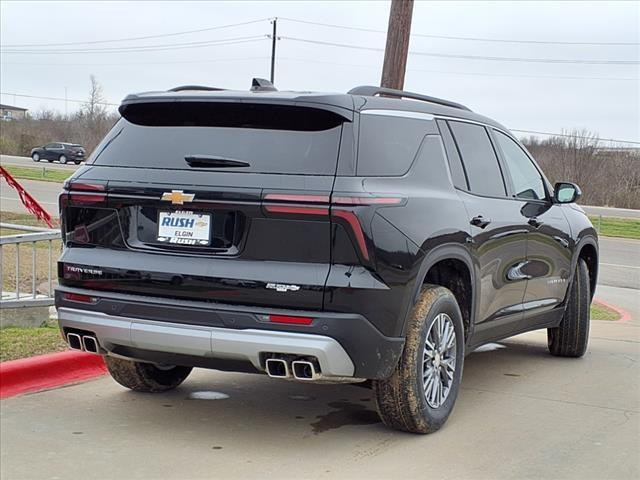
[265,358,320,381]
[66,332,101,355]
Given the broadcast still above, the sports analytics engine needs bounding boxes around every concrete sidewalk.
[1,286,638,479]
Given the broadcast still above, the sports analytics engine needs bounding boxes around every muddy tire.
[105,357,192,392]
[373,285,465,434]
[547,258,590,357]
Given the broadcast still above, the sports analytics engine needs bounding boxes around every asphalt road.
[1,283,638,480]
[0,154,81,171]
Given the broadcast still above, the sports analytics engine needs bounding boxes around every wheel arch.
[574,237,598,300]
[405,243,477,342]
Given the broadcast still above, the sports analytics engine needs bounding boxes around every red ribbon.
[0,166,57,228]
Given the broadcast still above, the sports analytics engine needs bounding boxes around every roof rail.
[250,78,278,92]
[168,85,226,92]
[348,85,471,112]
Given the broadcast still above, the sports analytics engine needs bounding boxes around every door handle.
[528,217,544,229]
[470,215,491,229]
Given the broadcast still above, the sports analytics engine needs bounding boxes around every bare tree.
[81,75,107,121]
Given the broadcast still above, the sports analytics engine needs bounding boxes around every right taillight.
[263,192,405,263]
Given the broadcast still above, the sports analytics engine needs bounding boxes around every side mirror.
[554,182,582,204]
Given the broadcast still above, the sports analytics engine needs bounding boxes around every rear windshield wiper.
[184,155,250,168]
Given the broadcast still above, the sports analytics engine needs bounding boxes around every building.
[0,104,28,121]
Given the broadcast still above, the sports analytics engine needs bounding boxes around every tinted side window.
[436,119,468,189]
[448,121,506,197]
[494,131,546,200]
[358,114,434,176]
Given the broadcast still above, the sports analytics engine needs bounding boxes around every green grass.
[0,326,68,362]
[589,216,640,240]
[590,302,620,321]
[3,165,71,183]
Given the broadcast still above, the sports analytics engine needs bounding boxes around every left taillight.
[60,181,107,206]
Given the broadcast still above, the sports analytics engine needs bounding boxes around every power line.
[1,57,269,67]
[512,129,640,145]
[278,56,638,81]
[281,36,640,65]
[279,17,640,46]
[0,92,118,106]
[2,18,270,48]
[1,36,268,55]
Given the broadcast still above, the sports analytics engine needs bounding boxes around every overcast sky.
[1,1,638,143]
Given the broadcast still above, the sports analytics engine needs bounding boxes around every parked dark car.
[55,80,598,434]
[31,142,85,164]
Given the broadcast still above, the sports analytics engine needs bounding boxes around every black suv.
[56,80,598,434]
[31,142,86,164]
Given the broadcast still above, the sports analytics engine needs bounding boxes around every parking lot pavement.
[2,300,638,480]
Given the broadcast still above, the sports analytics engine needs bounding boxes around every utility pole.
[380,0,414,90]
[270,17,277,84]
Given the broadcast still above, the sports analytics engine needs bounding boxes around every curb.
[593,298,632,324]
[0,350,107,399]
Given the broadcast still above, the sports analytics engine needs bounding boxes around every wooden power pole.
[380,0,414,90]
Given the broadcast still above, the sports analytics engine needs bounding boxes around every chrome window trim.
[360,109,435,121]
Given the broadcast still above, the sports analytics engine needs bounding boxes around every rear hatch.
[59,100,351,310]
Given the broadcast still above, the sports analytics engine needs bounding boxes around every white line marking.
[0,196,58,206]
[600,262,640,270]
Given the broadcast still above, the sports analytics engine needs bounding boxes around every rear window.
[357,113,435,176]
[90,103,346,175]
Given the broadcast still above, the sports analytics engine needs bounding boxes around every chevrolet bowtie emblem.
[161,190,195,205]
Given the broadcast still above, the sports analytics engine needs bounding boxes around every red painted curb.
[593,298,632,324]
[0,350,107,399]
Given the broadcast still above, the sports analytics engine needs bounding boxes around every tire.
[58,154,67,164]
[74,160,81,165]
[373,285,465,434]
[105,356,193,392]
[32,153,40,162]
[547,258,590,357]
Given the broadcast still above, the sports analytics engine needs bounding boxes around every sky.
[1,1,638,144]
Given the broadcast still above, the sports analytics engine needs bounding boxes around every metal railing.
[0,223,61,309]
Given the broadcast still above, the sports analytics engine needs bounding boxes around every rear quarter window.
[357,113,436,176]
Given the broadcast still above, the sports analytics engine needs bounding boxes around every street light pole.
[380,0,414,90]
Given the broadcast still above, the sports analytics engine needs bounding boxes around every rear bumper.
[58,307,355,377]
[55,287,404,379]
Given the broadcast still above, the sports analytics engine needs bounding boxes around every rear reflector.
[63,293,97,304]
[268,314,313,325]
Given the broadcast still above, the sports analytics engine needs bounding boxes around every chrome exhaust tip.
[82,335,100,354]
[265,358,291,378]
[67,333,83,351]
[292,360,319,381]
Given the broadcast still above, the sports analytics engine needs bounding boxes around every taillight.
[62,181,107,206]
[263,192,405,263]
